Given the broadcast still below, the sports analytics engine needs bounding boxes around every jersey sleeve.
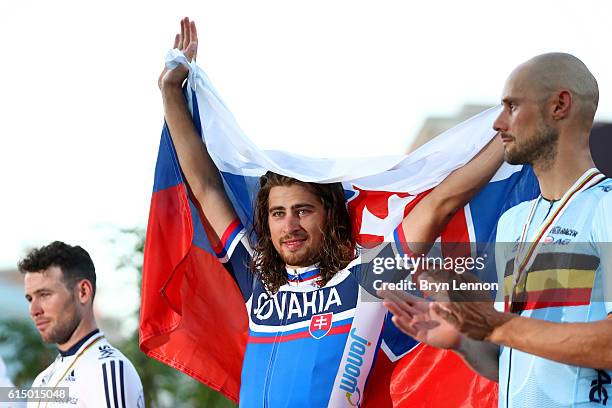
[212,219,255,301]
[90,357,144,408]
[391,223,417,259]
[591,192,612,315]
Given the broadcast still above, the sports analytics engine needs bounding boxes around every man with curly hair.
[20,241,144,407]
[158,17,504,407]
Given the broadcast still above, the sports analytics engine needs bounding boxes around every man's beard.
[503,116,559,169]
[281,248,319,268]
[279,235,322,268]
[43,298,82,345]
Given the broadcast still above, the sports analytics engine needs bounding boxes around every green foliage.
[0,318,55,387]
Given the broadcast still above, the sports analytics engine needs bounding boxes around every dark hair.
[18,241,96,299]
[250,172,355,293]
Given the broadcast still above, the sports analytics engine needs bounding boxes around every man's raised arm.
[401,137,503,255]
[159,17,236,237]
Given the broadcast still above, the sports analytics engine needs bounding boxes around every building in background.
[408,104,493,153]
[409,104,612,176]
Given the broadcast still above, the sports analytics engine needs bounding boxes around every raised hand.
[419,268,508,342]
[158,17,199,90]
[379,289,462,350]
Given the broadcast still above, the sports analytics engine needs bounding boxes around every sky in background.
[1,0,612,322]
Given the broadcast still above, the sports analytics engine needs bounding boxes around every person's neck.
[57,316,98,353]
[532,139,595,200]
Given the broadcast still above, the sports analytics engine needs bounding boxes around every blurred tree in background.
[0,318,55,387]
[115,228,237,408]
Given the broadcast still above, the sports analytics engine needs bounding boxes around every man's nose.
[283,213,302,234]
[493,110,508,133]
[29,298,43,318]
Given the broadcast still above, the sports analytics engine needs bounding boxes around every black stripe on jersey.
[119,361,126,408]
[111,360,120,408]
[504,252,600,277]
[102,363,112,408]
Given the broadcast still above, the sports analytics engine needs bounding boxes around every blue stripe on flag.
[152,123,184,192]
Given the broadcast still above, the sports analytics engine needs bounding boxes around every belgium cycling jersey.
[216,219,407,407]
[495,173,612,407]
[28,330,144,408]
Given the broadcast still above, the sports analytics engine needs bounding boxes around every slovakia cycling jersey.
[495,175,612,408]
[29,330,144,408]
[216,220,407,408]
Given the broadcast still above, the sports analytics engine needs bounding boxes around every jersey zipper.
[263,302,290,407]
[506,347,513,408]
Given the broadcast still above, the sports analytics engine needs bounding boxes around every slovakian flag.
[139,51,540,406]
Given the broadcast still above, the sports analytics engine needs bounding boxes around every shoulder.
[589,178,612,234]
[577,177,612,206]
[81,338,141,382]
[576,177,612,223]
[591,178,612,204]
[79,337,143,404]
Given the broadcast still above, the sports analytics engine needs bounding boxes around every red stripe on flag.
[141,186,248,403]
[441,206,472,258]
[390,344,498,407]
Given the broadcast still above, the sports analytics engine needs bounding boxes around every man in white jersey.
[381,53,612,407]
[19,241,144,407]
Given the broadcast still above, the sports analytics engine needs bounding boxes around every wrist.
[456,335,470,353]
[485,311,514,344]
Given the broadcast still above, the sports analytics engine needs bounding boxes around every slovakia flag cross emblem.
[309,312,333,339]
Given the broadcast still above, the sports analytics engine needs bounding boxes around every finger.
[173,33,180,49]
[413,319,440,331]
[183,17,191,47]
[379,291,419,316]
[432,302,459,326]
[405,303,425,318]
[392,316,419,338]
[180,18,186,50]
[190,20,198,61]
[191,20,198,43]
[383,300,413,320]
[388,290,431,314]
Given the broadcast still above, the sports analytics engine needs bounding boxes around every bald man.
[381,53,612,407]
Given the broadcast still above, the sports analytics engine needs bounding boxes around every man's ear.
[551,89,573,120]
[76,279,94,305]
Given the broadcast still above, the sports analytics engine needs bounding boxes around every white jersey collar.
[58,329,103,357]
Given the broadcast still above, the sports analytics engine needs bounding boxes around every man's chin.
[504,150,527,165]
[281,252,316,269]
[39,332,55,344]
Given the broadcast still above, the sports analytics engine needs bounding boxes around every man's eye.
[297,209,309,216]
[272,211,284,217]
